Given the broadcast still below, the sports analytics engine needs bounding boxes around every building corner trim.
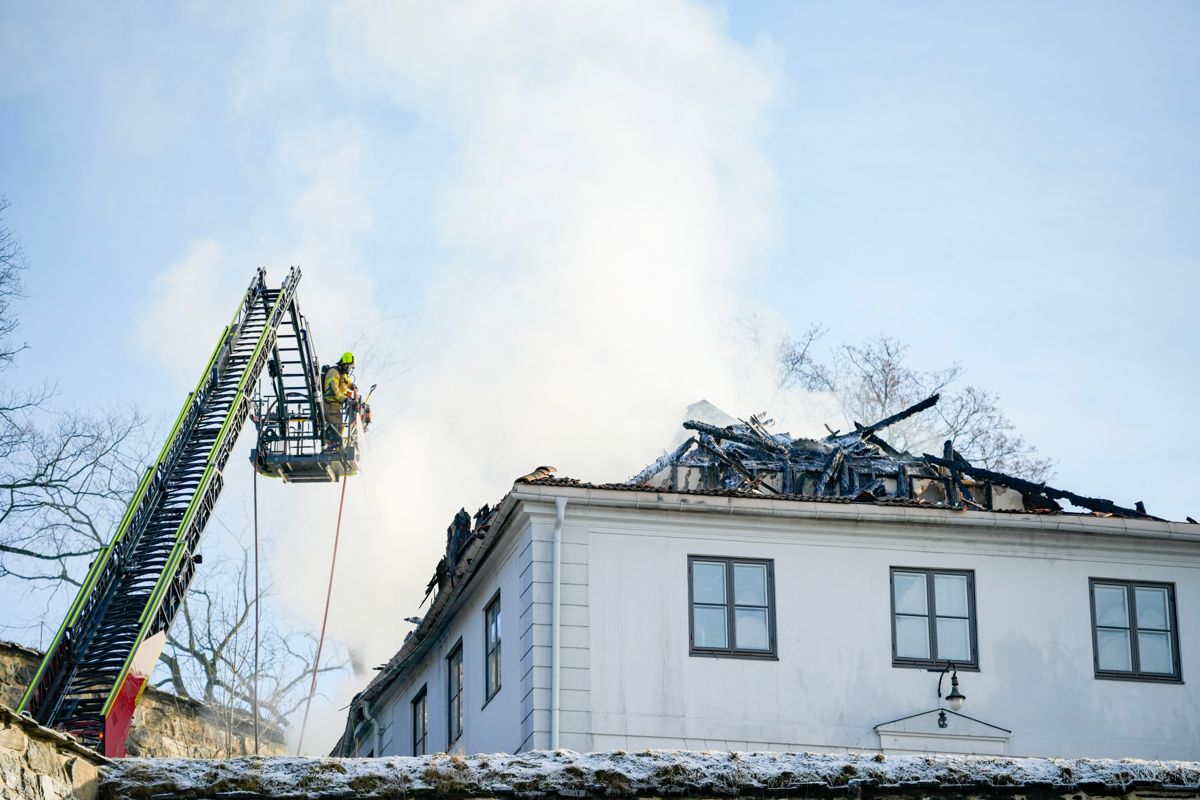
[551,495,567,749]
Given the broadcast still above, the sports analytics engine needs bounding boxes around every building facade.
[339,480,1199,760]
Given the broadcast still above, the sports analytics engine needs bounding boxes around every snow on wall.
[101,749,1200,799]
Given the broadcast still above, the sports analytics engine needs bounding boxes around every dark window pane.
[894,572,927,615]
[936,617,971,661]
[693,562,726,604]
[1094,585,1129,628]
[486,611,497,647]
[1135,588,1169,631]
[448,645,464,743]
[735,607,770,650]
[934,574,969,617]
[693,605,728,648]
[485,597,501,699]
[1138,631,1173,674]
[733,564,767,606]
[1097,628,1132,671]
[895,615,930,659]
[412,691,427,756]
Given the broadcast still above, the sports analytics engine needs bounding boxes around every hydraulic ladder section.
[19,268,304,757]
[251,293,365,482]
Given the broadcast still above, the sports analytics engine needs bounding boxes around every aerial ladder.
[17,268,364,756]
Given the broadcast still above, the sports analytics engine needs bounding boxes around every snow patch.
[101,749,1200,798]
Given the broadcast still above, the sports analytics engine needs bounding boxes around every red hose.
[295,476,349,755]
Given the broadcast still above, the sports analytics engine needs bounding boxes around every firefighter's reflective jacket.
[323,366,354,405]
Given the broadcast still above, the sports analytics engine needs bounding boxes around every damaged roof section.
[338,396,1184,755]
[627,394,1158,520]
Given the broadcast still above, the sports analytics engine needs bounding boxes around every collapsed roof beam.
[695,435,779,494]
[628,437,696,486]
[922,454,1147,518]
[855,393,941,438]
[683,419,789,456]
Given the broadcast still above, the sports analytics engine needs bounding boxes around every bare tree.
[0,196,27,368]
[779,326,1053,482]
[0,198,150,631]
[0,195,39,458]
[156,537,348,745]
[0,410,145,589]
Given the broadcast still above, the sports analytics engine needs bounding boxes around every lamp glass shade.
[946,691,965,711]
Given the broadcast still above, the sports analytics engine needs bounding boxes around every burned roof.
[336,394,1183,754]
[626,394,1159,520]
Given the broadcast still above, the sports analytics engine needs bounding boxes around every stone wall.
[0,703,107,800]
[99,751,1200,800]
[1,640,287,758]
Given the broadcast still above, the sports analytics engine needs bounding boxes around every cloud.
[133,240,244,390]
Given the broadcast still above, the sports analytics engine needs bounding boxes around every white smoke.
[142,1,849,753]
[314,0,785,642]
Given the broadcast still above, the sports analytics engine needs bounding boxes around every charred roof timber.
[627,394,1157,520]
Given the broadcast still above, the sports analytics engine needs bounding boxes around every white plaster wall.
[583,506,1199,760]
[364,520,531,756]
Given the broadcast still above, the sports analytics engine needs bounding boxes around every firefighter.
[323,352,357,447]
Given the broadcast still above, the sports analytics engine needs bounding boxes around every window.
[1090,579,1181,681]
[411,685,427,756]
[891,568,978,669]
[446,640,463,746]
[484,593,502,702]
[688,556,776,658]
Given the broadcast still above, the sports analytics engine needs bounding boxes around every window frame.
[446,639,464,747]
[483,590,502,704]
[1089,578,1182,683]
[889,567,979,670]
[411,684,428,756]
[687,555,778,660]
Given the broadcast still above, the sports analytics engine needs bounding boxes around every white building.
[336,406,1199,760]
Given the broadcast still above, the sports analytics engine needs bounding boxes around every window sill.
[892,659,980,672]
[1094,671,1183,684]
[690,649,778,661]
[481,688,501,711]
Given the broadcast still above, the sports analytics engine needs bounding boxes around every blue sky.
[2,0,1197,748]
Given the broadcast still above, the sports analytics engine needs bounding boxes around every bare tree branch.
[159,537,350,734]
[0,408,149,612]
[778,330,1054,482]
[0,196,29,370]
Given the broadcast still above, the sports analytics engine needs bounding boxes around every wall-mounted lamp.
[933,661,966,727]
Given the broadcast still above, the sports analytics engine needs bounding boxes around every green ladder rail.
[18,268,311,756]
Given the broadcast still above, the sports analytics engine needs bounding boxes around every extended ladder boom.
[20,268,311,756]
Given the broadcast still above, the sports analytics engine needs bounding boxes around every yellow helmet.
[340,352,355,366]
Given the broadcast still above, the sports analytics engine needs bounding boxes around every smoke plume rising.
[143,1,845,751]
